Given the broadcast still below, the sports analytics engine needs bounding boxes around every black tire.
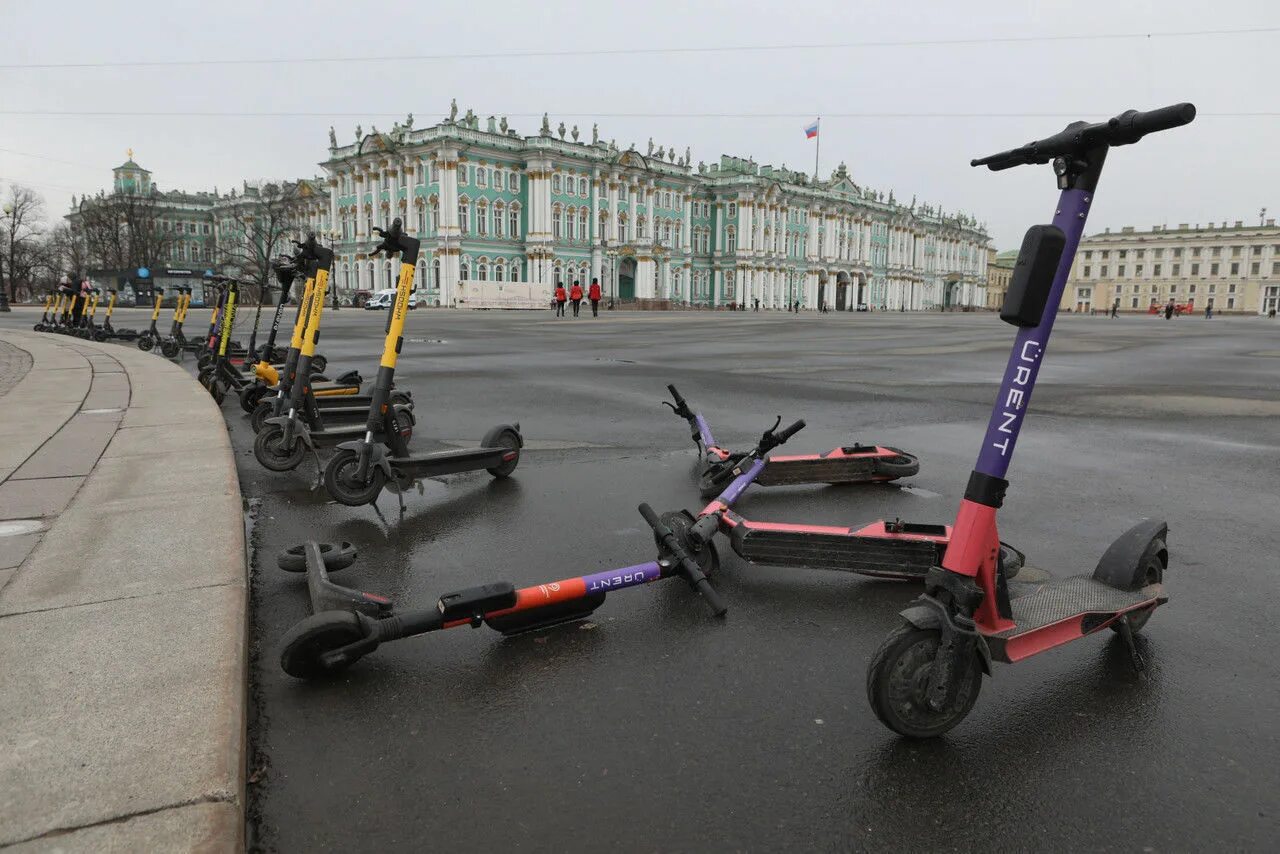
[276,541,358,573]
[253,425,307,472]
[1101,537,1166,634]
[873,447,921,480]
[323,448,387,506]
[654,510,720,579]
[250,400,275,434]
[93,329,108,342]
[137,335,154,352]
[160,339,180,358]
[482,426,521,478]
[311,354,328,374]
[279,611,369,679]
[999,543,1023,581]
[866,623,983,739]
[239,383,268,414]
[211,381,227,406]
[197,355,213,371]
[33,323,44,332]
[197,370,212,389]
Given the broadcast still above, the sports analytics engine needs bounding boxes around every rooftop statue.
[449,99,458,122]
[541,113,551,136]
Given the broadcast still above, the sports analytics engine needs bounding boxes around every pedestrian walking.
[570,281,583,317]
[554,283,567,317]
[753,297,760,312]
[1164,299,1175,320]
[1110,300,1119,318]
[588,278,601,317]
[1204,304,1213,319]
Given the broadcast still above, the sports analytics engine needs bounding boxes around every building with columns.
[316,109,990,310]
[1063,217,1280,315]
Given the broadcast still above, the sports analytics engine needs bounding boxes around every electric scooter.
[273,414,819,678]
[254,237,415,474]
[237,260,298,412]
[32,294,54,332]
[75,289,101,339]
[665,384,920,495]
[136,289,166,351]
[158,288,193,357]
[865,103,1194,738]
[94,289,140,342]
[319,219,522,509]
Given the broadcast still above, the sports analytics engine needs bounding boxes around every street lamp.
[1,202,12,311]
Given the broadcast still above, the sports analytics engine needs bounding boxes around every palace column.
[436,149,461,305]
[607,177,619,242]
[590,168,602,283]
[682,194,692,248]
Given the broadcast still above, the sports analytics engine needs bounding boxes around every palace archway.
[618,256,637,300]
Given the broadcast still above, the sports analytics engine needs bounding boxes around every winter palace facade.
[302,109,990,310]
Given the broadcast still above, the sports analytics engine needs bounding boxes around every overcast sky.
[2,0,1276,248]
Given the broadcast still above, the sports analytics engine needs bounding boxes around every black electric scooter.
[136,289,166,351]
[320,219,522,509]
[94,289,140,342]
[865,103,1194,738]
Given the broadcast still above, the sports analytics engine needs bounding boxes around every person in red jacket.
[554,283,567,317]
[588,278,602,316]
[569,281,584,317]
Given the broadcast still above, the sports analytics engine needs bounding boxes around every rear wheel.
[323,448,387,506]
[279,611,370,679]
[866,623,982,739]
[873,447,921,480]
[1100,537,1166,634]
[310,354,328,374]
[253,425,306,472]
[276,541,357,573]
[482,426,521,478]
[137,335,154,352]
[160,339,180,358]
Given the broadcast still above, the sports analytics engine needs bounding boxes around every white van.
[363,289,419,310]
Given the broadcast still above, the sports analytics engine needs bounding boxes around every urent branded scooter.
[865,103,1194,737]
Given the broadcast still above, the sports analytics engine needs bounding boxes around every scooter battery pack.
[438,582,518,621]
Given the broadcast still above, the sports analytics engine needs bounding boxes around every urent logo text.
[991,340,1043,457]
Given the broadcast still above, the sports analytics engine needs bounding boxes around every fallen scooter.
[665,383,919,496]
[865,102,1194,738]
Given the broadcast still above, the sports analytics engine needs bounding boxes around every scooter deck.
[729,519,947,578]
[985,577,1165,662]
[391,446,509,479]
[755,447,908,486]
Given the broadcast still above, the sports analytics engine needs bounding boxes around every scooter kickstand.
[1116,614,1146,675]
[309,447,325,489]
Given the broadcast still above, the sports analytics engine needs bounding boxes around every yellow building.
[1063,218,1280,315]
[986,248,1016,310]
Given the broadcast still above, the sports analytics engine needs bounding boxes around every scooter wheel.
[160,340,180,358]
[866,622,982,739]
[277,541,358,573]
[1099,537,1166,634]
[998,543,1024,581]
[33,323,44,332]
[250,400,274,434]
[211,381,227,406]
[253,425,306,472]
[279,611,371,679]
[93,329,108,342]
[310,354,328,374]
[482,426,521,478]
[137,335,154,352]
[239,384,268,414]
[197,370,212,389]
[323,448,386,506]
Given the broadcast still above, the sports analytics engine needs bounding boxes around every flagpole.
[813,117,820,184]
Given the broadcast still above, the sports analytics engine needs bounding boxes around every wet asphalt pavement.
[9,306,1278,851]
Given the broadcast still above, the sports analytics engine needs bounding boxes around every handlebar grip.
[1108,103,1196,145]
[777,419,806,442]
[667,384,686,406]
[695,578,728,617]
[637,502,661,530]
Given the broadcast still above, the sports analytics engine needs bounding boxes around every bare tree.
[216,181,306,305]
[77,190,178,276]
[0,184,46,309]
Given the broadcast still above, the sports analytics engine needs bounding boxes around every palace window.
[618,212,628,242]
[1172,264,1180,276]
[579,209,588,242]
[494,202,505,237]
[493,168,503,189]
[728,202,737,218]
[553,205,563,239]
[566,207,576,241]
[1212,247,1221,257]
[460,258,471,280]
[477,168,487,188]
[509,205,520,237]
[1136,265,1143,276]
[579,178,588,196]
[1191,263,1199,275]
[477,258,489,281]
[1118,265,1126,277]
[509,172,519,192]
[495,260,505,281]
[1211,263,1219,275]
[416,206,426,233]
[1231,245,1242,257]
[430,198,440,231]
[664,222,673,245]
[1253,245,1263,256]
[1083,266,1091,278]
[1230,262,1239,275]
[457,164,467,186]
[726,226,737,252]
[637,216,646,239]
[430,162,439,183]
[1227,297,1236,309]
[599,211,607,238]
[477,201,488,236]
[553,174,562,194]
[618,185,628,201]
[1190,284,1196,293]
[432,258,441,289]
[459,199,470,234]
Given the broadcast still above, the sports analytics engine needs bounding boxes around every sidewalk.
[0,330,245,851]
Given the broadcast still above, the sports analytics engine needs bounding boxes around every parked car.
[364,288,419,310]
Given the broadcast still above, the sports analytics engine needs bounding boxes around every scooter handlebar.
[663,384,694,420]
[776,419,805,443]
[971,102,1196,170]
[637,503,727,617]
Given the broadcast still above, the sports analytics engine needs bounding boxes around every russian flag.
[804,119,819,139]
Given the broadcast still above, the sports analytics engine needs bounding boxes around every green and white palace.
[307,107,989,310]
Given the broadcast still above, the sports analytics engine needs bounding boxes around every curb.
[0,330,246,852]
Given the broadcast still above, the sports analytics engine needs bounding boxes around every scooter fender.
[335,440,397,484]
[899,595,993,676]
[480,422,523,448]
[263,415,314,450]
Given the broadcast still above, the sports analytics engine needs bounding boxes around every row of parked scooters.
[202,105,1189,737]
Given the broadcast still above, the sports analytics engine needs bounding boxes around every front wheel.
[482,426,521,478]
[253,425,306,472]
[279,611,371,679]
[239,383,268,414]
[866,623,982,739]
[873,447,921,480]
[137,334,154,352]
[160,339,180,358]
[250,400,275,433]
[323,448,387,506]
[310,354,328,374]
